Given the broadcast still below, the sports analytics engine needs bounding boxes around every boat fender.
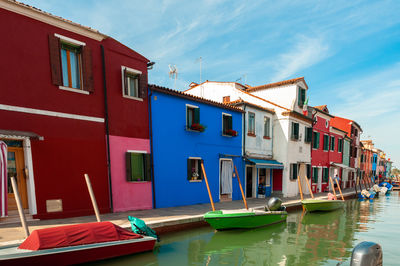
[128,216,160,242]
[266,197,282,211]
[328,193,337,200]
[350,241,382,266]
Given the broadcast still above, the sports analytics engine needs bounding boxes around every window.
[338,139,343,153]
[264,116,270,138]
[186,105,204,131]
[322,167,329,182]
[248,112,255,135]
[298,87,306,107]
[323,135,329,151]
[305,127,312,143]
[61,43,82,89]
[48,34,93,92]
[312,131,320,149]
[126,152,151,182]
[290,163,298,180]
[330,136,335,151]
[188,158,203,181]
[222,114,233,135]
[312,167,319,183]
[306,164,311,180]
[222,96,230,103]
[291,122,299,140]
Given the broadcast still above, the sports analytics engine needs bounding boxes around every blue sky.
[26,0,400,167]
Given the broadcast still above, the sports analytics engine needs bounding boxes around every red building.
[0,1,151,219]
[310,106,346,193]
[330,115,362,187]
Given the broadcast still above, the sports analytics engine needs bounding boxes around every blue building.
[150,85,244,208]
[372,153,378,178]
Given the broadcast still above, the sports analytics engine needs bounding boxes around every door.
[272,169,282,191]
[246,166,253,198]
[317,168,322,192]
[220,159,233,201]
[7,147,28,210]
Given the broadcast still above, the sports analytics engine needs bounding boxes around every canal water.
[98,191,400,265]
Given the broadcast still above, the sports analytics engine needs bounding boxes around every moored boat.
[204,208,287,230]
[301,199,345,212]
[0,221,156,265]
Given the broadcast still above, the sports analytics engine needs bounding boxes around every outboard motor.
[266,197,282,211]
[350,241,382,266]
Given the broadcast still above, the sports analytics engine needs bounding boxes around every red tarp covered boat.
[0,221,156,265]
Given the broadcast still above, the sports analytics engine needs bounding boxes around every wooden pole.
[297,176,305,211]
[84,174,101,222]
[200,162,215,211]
[335,179,345,201]
[10,176,29,237]
[329,176,337,198]
[304,175,314,199]
[234,165,248,210]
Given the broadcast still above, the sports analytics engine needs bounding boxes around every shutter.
[294,123,299,139]
[48,34,62,86]
[82,45,94,92]
[139,73,148,98]
[228,116,232,131]
[317,132,320,149]
[297,88,301,106]
[187,159,191,180]
[123,68,128,96]
[194,108,200,124]
[126,152,132,181]
[144,154,151,181]
[200,159,204,179]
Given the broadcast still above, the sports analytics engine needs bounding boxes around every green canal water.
[99,191,400,265]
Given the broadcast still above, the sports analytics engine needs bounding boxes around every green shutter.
[187,159,192,180]
[144,154,151,181]
[194,108,200,124]
[228,116,232,131]
[298,88,301,106]
[126,152,132,181]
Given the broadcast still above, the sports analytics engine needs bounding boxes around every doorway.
[7,146,28,210]
[246,166,254,198]
[219,159,233,201]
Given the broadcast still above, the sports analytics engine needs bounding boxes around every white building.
[185,78,312,197]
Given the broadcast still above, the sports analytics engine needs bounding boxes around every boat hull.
[301,199,345,212]
[204,210,287,230]
[0,236,156,266]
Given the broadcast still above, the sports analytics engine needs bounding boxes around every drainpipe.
[148,89,156,209]
[101,45,113,212]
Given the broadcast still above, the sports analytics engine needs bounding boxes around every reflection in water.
[96,192,400,265]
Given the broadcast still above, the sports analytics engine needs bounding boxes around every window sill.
[290,138,299,141]
[222,134,232,138]
[263,136,271,139]
[247,133,256,137]
[59,86,89,95]
[123,95,143,101]
[189,180,203,182]
[186,128,204,133]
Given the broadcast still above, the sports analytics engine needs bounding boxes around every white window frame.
[264,116,271,138]
[121,66,143,101]
[248,112,255,134]
[323,134,329,152]
[186,104,199,130]
[222,112,232,137]
[188,157,203,182]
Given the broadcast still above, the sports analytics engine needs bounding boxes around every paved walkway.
[0,188,356,245]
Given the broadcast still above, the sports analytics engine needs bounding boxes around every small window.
[290,163,298,180]
[222,114,237,136]
[298,87,306,107]
[312,167,319,183]
[264,117,270,138]
[312,131,320,149]
[305,127,312,143]
[188,158,203,181]
[248,112,255,135]
[291,122,299,140]
[330,136,335,151]
[338,139,343,153]
[126,152,151,182]
[122,67,144,99]
[322,167,329,183]
[187,105,204,131]
[61,43,82,89]
[323,135,329,151]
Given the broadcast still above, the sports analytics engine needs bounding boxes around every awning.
[331,162,350,169]
[0,129,43,140]
[246,158,284,169]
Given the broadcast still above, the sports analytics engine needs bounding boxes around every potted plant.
[225,129,238,137]
[191,168,200,180]
[190,123,206,132]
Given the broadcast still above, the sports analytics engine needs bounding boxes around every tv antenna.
[168,64,178,89]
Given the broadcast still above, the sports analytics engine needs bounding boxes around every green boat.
[204,209,287,230]
[301,199,345,212]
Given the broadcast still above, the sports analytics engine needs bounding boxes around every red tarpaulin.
[19,221,143,250]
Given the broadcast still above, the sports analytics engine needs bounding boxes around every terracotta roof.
[149,85,244,113]
[6,0,106,37]
[183,81,248,93]
[227,99,275,114]
[314,105,327,111]
[246,77,308,93]
[312,105,334,118]
[331,126,348,135]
